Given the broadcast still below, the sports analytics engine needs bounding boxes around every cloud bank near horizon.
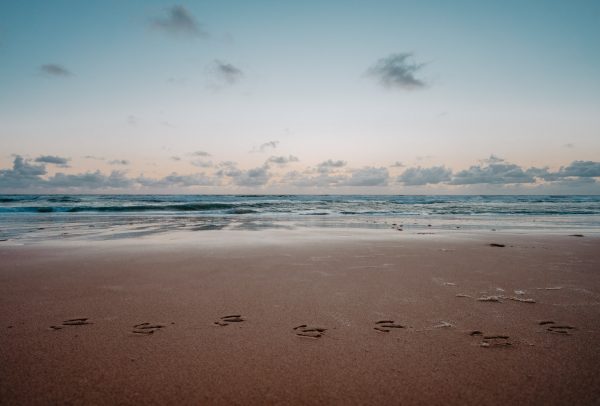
[1,154,598,193]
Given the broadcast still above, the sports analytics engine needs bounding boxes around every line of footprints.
[48,316,577,345]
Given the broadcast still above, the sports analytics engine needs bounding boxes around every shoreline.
[1,224,599,248]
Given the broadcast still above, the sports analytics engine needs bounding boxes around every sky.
[1,0,599,194]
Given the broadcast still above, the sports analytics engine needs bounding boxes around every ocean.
[1,195,599,241]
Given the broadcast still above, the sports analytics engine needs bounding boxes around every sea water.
[1,195,599,242]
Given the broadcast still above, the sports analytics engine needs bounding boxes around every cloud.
[191,150,211,157]
[13,156,47,176]
[524,167,555,181]
[108,159,129,165]
[0,156,136,190]
[84,155,105,160]
[137,173,217,188]
[563,143,575,149]
[191,159,213,168]
[0,155,253,190]
[367,53,426,90]
[343,167,389,186]
[317,159,346,173]
[0,155,47,188]
[171,156,181,161]
[526,161,600,182]
[230,166,271,187]
[40,64,72,77]
[35,155,70,167]
[214,161,239,175]
[449,162,535,185]
[556,161,600,177]
[260,141,279,152]
[480,154,505,164]
[212,60,243,85]
[280,165,389,188]
[251,141,279,153]
[391,161,405,168]
[49,171,133,189]
[1,155,210,191]
[266,155,299,166]
[398,166,452,186]
[283,171,347,188]
[152,5,207,37]
[213,161,270,186]
[3,153,598,192]
[398,159,600,187]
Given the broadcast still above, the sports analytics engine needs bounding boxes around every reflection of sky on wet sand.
[2,212,599,244]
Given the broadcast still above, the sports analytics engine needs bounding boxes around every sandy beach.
[3,0,600,403]
[1,230,599,405]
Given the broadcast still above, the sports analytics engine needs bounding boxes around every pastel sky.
[1,0,599,193]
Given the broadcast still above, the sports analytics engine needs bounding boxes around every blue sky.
[1,0,599,193]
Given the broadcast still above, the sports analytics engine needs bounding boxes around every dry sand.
[1,230,599,405]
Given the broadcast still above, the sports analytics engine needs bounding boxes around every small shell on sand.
[504,296,536,304]
[477,296,502,302]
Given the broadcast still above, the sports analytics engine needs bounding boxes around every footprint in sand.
[539,321,576,335]
[293,324,327,338]
[132,323,165,335]
[50,318,92,330]
[469,331,512,348]
[374,320,405,333]
[214,315,245,326]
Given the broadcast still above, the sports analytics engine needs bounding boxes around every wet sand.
[1,230,599,405]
